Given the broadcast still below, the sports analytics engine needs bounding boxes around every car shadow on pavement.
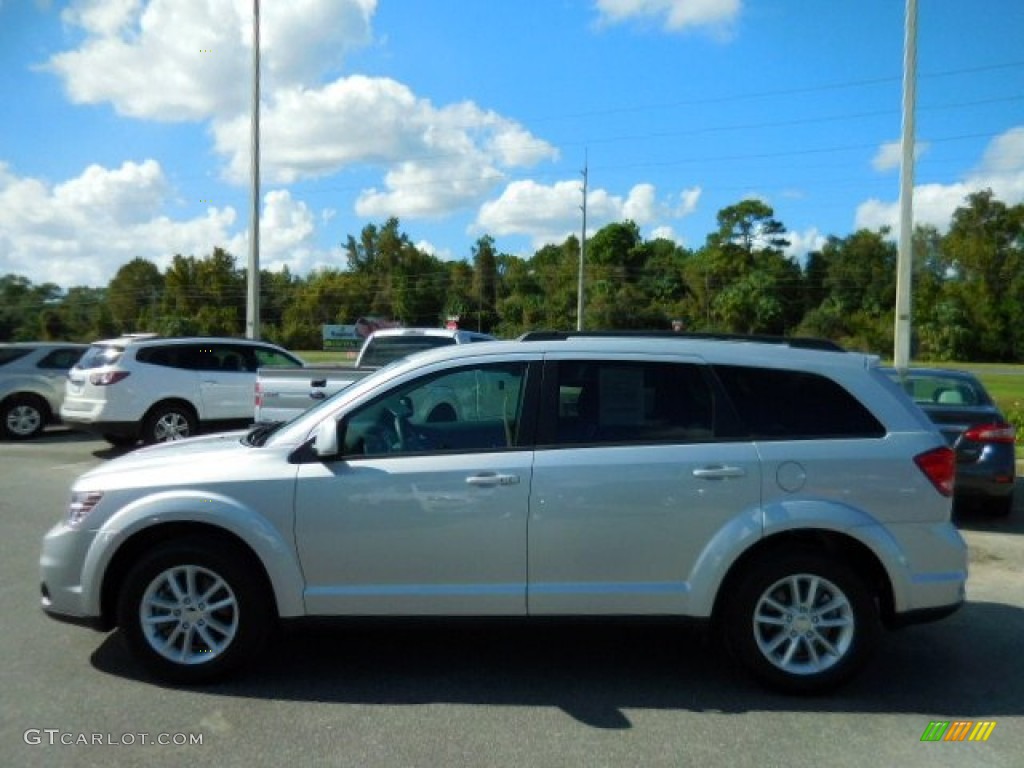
[90,600,1024,729]
[955,477,1024,536]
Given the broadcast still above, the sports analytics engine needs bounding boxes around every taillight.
[914,445,955,497]
[89,370,130,386]
[963,422,1016,444]
[254,381,263,408]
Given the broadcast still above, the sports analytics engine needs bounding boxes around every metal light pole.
[246,0,261,339]
[577,158,588,331]
[893,0,918,370]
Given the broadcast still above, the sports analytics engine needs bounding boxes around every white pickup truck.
[254,328,494,422]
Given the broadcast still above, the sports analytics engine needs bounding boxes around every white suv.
[41,332,966,693]
[60,335,303,445]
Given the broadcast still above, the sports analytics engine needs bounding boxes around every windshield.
[76,344,125,369]
[882,369,990,408]
[262,361,404,446]
[358,335,457,367]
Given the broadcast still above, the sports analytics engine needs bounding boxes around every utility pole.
[577,156,588,331]
[246,0,261,339]
[893,0,917,370]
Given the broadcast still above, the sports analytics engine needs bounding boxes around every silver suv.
[40,333,966,693]
[1,342,86,439]
[60,335,303,445]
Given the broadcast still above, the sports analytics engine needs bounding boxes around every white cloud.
[784,227,827,261]
[622,183,657,222]
[212,76,556,221]
[230,189,344,276]
[48,0,376,121]
[476,180,582,246]
[649,225,681,244]
[856,126,1024,235]
[872,140,929,172]
[47,1,554,224]
[978,126,1024,174]
[594,0,741,35]
[61,0,141,36]
[414,239,456,262]
[475,179,697,249]
[0,162,335,286]
[675,186,702,216]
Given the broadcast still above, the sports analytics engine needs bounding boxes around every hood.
[77,430,254,487]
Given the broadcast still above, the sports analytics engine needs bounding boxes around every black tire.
[116,538,272,684]
[722,551,880,694]
[1,394,48,440]
[143,402,198,444]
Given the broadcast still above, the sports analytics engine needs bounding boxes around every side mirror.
[312,418,339,457]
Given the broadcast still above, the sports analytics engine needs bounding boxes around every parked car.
[41,332,966,694]
[0,342,87,439]
[883,367,1016,517]
[60,334,304,445]
[254,327,496,423]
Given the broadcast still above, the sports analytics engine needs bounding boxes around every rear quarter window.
[135,345,196,369]
[37,348,84,369]
[0,348,32,366]
[713,364,885,439]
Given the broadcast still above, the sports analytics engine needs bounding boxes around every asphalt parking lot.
[2,430,1022,768]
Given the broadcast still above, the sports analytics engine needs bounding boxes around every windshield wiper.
[244,420,283,447]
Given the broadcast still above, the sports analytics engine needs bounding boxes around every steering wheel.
[383,396,414,452]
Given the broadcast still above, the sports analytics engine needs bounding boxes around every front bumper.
[39,521,108,629]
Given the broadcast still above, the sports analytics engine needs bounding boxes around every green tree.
[941,190,1024,361]
[470,235,500,333]
[0,275,61,341]
[697,200,802,334]
[106,258,164,333]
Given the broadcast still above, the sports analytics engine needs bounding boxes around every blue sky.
[1,0,1022,289]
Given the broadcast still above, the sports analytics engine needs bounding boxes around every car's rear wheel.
[1,394,48,440]
[117,538,271,684]
[722,551,880,694]
[143,402,198,444]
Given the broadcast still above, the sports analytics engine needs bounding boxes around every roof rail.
[516,330,844,352]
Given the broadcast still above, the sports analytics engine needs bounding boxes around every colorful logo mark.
[920,721,996,742]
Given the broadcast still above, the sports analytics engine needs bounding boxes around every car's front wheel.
[117,538,272,684]
[722,551,880,694]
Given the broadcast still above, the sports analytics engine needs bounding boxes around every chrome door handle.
[692,465,746,479]
[466,473,520,487]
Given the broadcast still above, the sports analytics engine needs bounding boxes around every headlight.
[68,491,104,528]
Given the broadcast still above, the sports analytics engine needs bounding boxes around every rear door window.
[541,359,720,446]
